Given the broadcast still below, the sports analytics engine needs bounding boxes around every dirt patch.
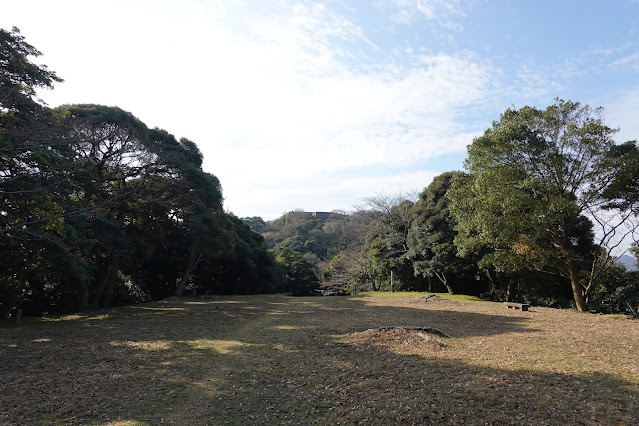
[346,326,448,350]
[423,294,461,305]
[423,294,443,302]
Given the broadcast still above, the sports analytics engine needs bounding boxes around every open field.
[1,292,638,425]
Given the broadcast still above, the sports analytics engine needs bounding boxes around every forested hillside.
[258,127,639,315]
[257,210,376,295]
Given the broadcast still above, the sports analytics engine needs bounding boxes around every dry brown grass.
[1,292,638,425]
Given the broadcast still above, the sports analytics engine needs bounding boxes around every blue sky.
[3,0,639,219]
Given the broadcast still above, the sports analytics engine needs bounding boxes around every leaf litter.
[0,293,638,425]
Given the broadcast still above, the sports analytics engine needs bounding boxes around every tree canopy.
[0,28,280,317]
[408,172,487,295]
[449,99,634,312]
[2,27,638,318]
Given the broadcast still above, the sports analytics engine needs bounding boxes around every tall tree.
[203,214,278,294]
[360,194,422,290]
[172,171,231,297]
[603,141,639,212]
[0,27,86,317]
[1,27,269,314]
[449,99,633,311]
[56,104,154,308]
[1,27,68,237]
[408,172,485,295]
[124,128,232,298]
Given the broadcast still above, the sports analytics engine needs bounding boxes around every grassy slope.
[1,293,638,425]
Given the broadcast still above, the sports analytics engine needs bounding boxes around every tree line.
[3,27,639,318]
[264,102,639,316]
[0,27,285,318]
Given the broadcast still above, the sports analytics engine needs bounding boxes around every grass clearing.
[1,292,638,425]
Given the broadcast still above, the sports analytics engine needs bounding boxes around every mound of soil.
[423,295,443,302]
[422,295,461,306]
[346,326,448,350]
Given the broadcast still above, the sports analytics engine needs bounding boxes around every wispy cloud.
[590,45,631,56]
[173,1,495,215]
[607,51,639,70]
[511,63,566,102]
[390,0,465,30]
[5,0,495,217]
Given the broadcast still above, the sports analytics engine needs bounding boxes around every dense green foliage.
[260,211,375,294]
[408,172,487,295]
[1,27,71,317]
[2,28,638,318]
[260,99,639,316]
[0,28,278,318]
[448,100,639,312]
[274,247,320,296]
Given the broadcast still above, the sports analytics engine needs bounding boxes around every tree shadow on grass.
[0,294,636,425]
[191,340,638,425]
[251,293,541,338]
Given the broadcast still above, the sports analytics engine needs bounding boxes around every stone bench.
[504,302,530,311]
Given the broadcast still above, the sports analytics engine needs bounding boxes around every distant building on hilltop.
[312,211,347,220]
[280,211,348,224]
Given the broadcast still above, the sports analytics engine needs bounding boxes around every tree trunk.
[434,271,453,295]
[102,259,119,308]
[505,278,514,302]
[551,225,588,312]
[90,259,118,308]
[175,249,202,297]
[77,280,90,311]
[566,255,588,312]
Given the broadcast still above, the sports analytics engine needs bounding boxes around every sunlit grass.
[435,293,488,302]
[134,306,185,311]
[358,291,485,302]
[40,313,112,322]
[109,340,172,351]
[273,325,299,330]
[190,339,249,354]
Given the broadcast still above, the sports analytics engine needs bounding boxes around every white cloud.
[200,47,492,204]
[225,169,441,219]
[3,0,494,218]
[390,10,412,24]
